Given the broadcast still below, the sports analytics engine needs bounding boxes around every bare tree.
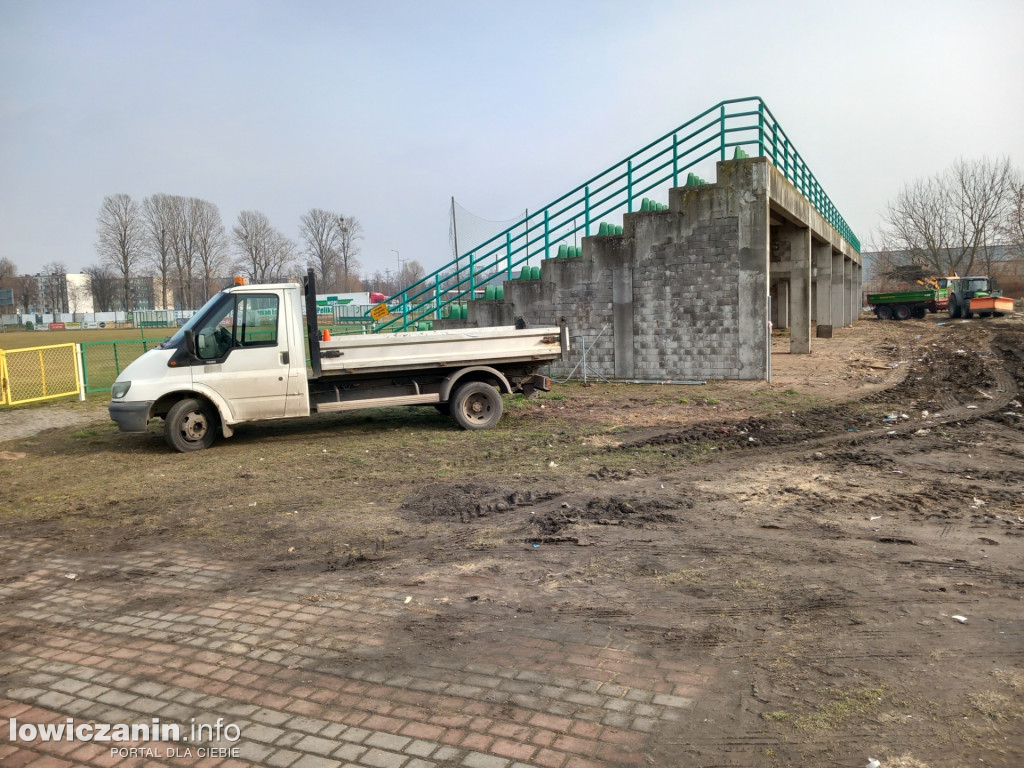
[232,211,296,283]
[0,257,16,285]
[1000,172,1024,257]
[96,194,144,311]
[169,195,198,309]
[40,262,69,313]
[398,259,426,288]
[881,157,1015,277]
[85,265,119,312]
[269,231,298,283]
[143,194,177,309]
[15,275,39,314]
[338,215,362,290]
[361,269,390,295]
[191,198,228,301]
[300,208,343,291]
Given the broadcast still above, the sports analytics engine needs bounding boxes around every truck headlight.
[111,381,131,399]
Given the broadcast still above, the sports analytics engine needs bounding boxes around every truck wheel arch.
[151,390,234,438]
[440,366,512,402]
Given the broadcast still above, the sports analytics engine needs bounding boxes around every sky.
[1,0,1022,280]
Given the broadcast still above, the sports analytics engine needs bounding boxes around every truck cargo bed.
[315,325,565,376]
[866,289,937,305]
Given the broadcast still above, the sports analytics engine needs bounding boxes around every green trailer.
[866,288,946,320]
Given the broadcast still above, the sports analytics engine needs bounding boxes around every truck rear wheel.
[451,381,503,430]
[948,299,961,319]
[875,305,893,320]
[893,305,912,321]
[164,397,218,452]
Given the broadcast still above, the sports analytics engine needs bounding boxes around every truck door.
[191,292,291,421]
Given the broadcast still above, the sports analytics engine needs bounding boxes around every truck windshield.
[160,291,231,349]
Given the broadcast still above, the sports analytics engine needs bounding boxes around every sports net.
[449,199,528,270]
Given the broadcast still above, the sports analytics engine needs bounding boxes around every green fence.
[377,96,860,332]
[80,340,157,393]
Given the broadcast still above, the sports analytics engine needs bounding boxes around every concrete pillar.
[771,280,790,329]
[735,170,771,381]
[612,264,634,378]
[781,223,812,354]
[851,261,863,322]
[844,258,854,327]
[831,253,845,326]
[814,244,832,326]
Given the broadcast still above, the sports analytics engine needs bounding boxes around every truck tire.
[913,306,927,319]
[893,305,912,321]
[875,305,893,320]
[451,381,503,430]
[948,298,961,319]
[164,397,218,452]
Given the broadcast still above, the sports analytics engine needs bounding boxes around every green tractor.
[947,276,1014,319]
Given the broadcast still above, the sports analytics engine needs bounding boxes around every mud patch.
[531,496,683,536]
[401,482,561,523]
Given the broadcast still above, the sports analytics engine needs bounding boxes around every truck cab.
[109,283,311,450]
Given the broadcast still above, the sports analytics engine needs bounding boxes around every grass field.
[0,327,167,350]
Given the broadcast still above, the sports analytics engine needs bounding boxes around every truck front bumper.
[109,400,154,433]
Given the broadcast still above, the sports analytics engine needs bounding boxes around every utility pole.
[451,197,460,275]
[391,249,405,282]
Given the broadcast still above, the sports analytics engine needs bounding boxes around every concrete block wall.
[632,222,741,379]
[438,158,776,380]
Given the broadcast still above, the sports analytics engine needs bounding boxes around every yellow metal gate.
[0,344,82,406]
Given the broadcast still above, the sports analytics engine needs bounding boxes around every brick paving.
[1,540,712,767]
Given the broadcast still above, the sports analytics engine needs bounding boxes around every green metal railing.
[376,96,859,332]
[81,340,156,393]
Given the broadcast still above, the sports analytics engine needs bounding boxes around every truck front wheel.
[164,397,218,452]
[451,382,503,430]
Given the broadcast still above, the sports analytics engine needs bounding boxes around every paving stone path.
[0,401,107,442]
[1,540,711,767]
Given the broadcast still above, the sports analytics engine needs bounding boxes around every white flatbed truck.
[109,271,568,451]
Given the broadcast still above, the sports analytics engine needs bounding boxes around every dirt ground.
[2,313,1023,768]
